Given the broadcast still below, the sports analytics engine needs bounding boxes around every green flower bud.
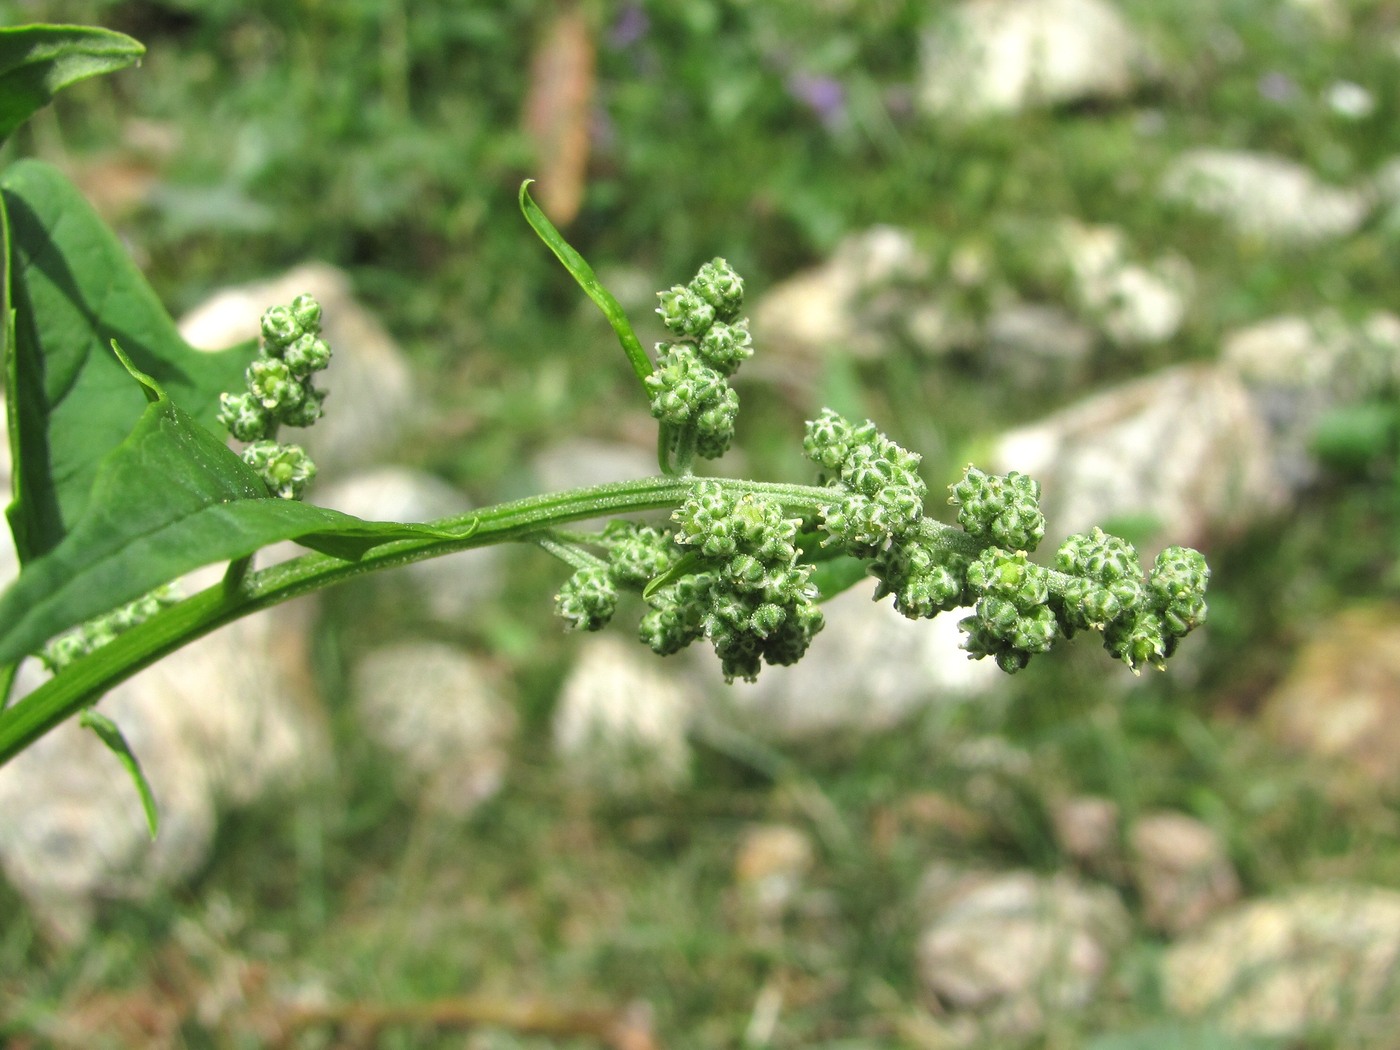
[1057,526,1142,582]
[289,293,322,334]
[277,385,326,428]
[1148,545,1210,637]
[247,357,305,412]
[950,467,1047,552]
[656,284,717,337]
[689,258,745,322]
[217,391,272,442]
[605,523,679,586]
[697,319,753,375]
[803,409,859,471]
[966,548,1050,610]
[1104,613,1168,672]
[242,440,316,500]
[283,333,332,376]
[260,305,300,349]
[555,565,618,632]
[645,344,727,426]
[695,385,740,459]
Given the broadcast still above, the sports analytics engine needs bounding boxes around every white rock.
[733,823,816,922]
[992,365,1287,550]
[0,597,326,941]
[1160,149,1372,245]
[1163,886,1400,1037]
[917,868,1131,1034]
[553,634,697,792]
[918,0,1159,119]
[1130,811,1240,936]
[350,641,515,817]
[708,587,1002,742]
[1222,311,1400,488]
[750,226,933,363]
[984,301,1096,384]
[179,262,416,473]
[1057,221,1193,347]
[314,467,502,624]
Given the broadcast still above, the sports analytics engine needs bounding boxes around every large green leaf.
[3,158,252,563]
[0,25,144,144]
[0,358,451,666]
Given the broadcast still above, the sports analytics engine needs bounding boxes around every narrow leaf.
[519,180,653,384]
[3,159,251,563]
[0,25,144,144]
[79,708,159,839]
[0,366,452,665]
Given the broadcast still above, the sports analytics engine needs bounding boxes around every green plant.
[0,24,1208,828]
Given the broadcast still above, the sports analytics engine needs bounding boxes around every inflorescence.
[645,258,752,462]
[216,294,330,500]
[550,262,1210,681]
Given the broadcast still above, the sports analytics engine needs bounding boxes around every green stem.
[0,475,835,766]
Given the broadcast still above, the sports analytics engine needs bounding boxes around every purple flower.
[1257,71,1299,105]
[609,4,649,50]
[787,72,847,128]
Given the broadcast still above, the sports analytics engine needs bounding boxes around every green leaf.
[3,159,252,564]
[79,708,159,839]
[0,25,144,144]
[0,359,451,665]
[519,180,653,385]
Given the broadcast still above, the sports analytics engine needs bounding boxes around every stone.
[1130,811,1240,936]
[178,262,416,474]
[313,467,502,624]
[992,365,1287,551]
[750,226,935,363]
[1160,149,1372,245]
[917,0,1159,120]
[1057,220,1193,348]
[1222,311,1400,491]
[0,587,326,941]
[1259,604,1400,797]
[349,641,515,817]
[733,823,815,922]
[917,867,1132,1036]
[705,586,1002,742]
[1163,886,1400,1038]
[552,634,698,793]
[984,301,1096,386]
[1052,795,1122,877]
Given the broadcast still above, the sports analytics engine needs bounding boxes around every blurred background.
[4,0,1400,1046]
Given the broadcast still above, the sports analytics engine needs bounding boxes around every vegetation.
[1,2,1399,1047]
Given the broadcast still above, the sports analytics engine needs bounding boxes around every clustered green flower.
[803,409,1210,674]
[645,259,752,460]
[216,294,329,499]
[40,584,182,673]
[551,491,824,682]
[548,260,1209,683]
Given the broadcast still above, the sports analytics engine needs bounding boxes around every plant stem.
[0,474,835,766]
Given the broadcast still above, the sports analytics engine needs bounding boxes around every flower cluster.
[551,488,824,682]
[800,410,1210,674]
[659,482,825,680]
[40,584,181,673]
[546,254,1209,683]
[645,259,752,461]
[804,409,927,556]
[216,294,330,499]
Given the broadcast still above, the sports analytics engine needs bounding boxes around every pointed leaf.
[519,180,652,384]
[0,25,144,143]
[0,363,452,665]
[79,708,159,839]
[3,159,252,563]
